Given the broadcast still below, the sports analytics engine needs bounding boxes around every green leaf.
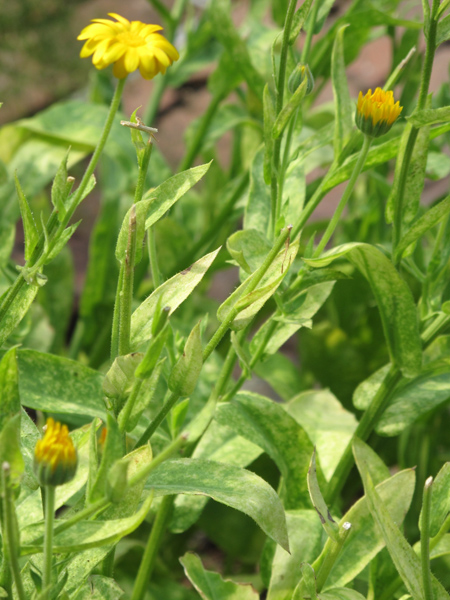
[386,96,431,226]
[353,364,391,410]
[426,462,450,537]
[116,162,212,263]
[21,493,154,554]
[45,220,81,264]
[72,575,125,600]
[180,552,259,600]
[0,282,40,347]
[169,322,203,396]
[146,458,290,551]
[332,25,353,158]
[394,193,450,262]
[376,364,450,436]
[321,590,367,600]
[170,420,262,533]
[407,105,450,127]
[272,78,308,140]
[436,14,450,45]
[254,352,304,402]
[354,444,450,600]
[50,148,71,221]
[0,347,20,430]
[304,243,422,378]
[64,548,115,596]
[209,0,265,98]
[14,174,39,261]
[218,242,298,330]
[17,349,106,418]
[307,448,339,541]
[289,0,314,44]
[227,229,271,275]
[325,466,416,590]
[216,392,314,510]
[103,352,143,415]
[350,438,390,486]
[251,281,334,357]
[0,413,24,490]
[245,147,271,236]
[267,510,324,600]
[130,247,220,348]
[284,389,357,482]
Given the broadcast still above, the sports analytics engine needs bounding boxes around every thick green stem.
[420,477,434,600]
[314,135,372,257]
[393,1,438,256]
[118,207,137,356]
[1,463,26,600]
[131,495,174,600]
[42,485,56,600]
[313,524,352,592]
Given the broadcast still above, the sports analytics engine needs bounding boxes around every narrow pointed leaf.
[15,174,39,261]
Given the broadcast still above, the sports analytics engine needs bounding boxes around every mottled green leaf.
[304,243,422,377]
[0,282,40,347]
[0,347,20,430]
[321,590,367,600]
[116,163,212,263]
[285,389,357,481]
[354,444,450,600]
[180,552,259,600]
[169,322,203,396]
[272,78,308,140]
[407,105,450,127]
[216,392,313,509]
[307,449,339,541]
[131,247,220,348]
[17,349,106,418]
[245,147,271,236]
[145,458,289,551]
[0,414,24,490]
[289,0,313,44]
[227,229,271,275]
[263,85,276,185]
[72,575,125,600]
[436,14,450,46]
[426,462,450,537]
[14,174,39,261]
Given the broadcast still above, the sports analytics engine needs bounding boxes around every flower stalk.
[420,476,434,600]
[42,486,56,600]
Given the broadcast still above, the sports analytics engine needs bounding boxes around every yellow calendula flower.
[34,418,77,487]
[78,13,179,80]
[356,88,403,138]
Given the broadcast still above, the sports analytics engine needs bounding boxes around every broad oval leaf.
[145,458,289,551]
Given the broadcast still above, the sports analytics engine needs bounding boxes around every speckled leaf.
[304,243,422,378]
[245,148,271,236]
[72,575,125,600]
[354,444,450,600]
[272,78,308,140]
[325,467,415,590]
[407,105,450,127]
[227,229,271,275]
[284,389,357,481]
[0,414,24,490]
[332,26,353,158]
[17,349,106,418]
[21,493,153,554]
[307,449,339,541]
[376,364,450,436]
[353,363,391,410]
[15,175,39,260]
[216,392,313,509]
[0,347,20,430]
[0,282,40,347]
[180,552,259,600]
[145,458,289,551]
[321,590,366,600]
[116,162,212,263]
[170,420,262,533]
[131,247,220,348]
[263,85,276,185]
[169,321,203,396]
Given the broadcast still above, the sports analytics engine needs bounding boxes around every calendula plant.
[1,0,450,599]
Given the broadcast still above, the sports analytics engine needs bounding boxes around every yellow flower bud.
[34,418,77,487]
[288,64,314,96]
[355,88,402,138]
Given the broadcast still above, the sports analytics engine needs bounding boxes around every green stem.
[393,1,438,256]
[313,523,352,592]
[291,167,335,240]
[270,0,299,239]
[301,0,322,64]
[131,495,173,600]
[148,227,161,289]
[325,365,402,504]
[314,135,372,257]
[111,264,124,360]
[0,78,126,343]
[42,485,56,600]
[178,94,223,172]
[53,498,110,538]
[118,206,137,356]
[1,463,26,600]
[420,476,434,600]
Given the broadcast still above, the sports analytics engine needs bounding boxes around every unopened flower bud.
[34,418,77,487]
[288,64,314,96]
[355,87,402,138]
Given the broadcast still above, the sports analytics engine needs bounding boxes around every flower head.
[78,13,179,80]
[34,418,77,487]
[356,88,402,138]
[288,64,314,96]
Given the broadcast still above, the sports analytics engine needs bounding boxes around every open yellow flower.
[78,13,179,80]
[356,88,402,138]
[34,418,77,487]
